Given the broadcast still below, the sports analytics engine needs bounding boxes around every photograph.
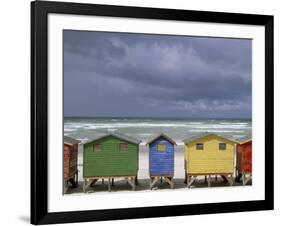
[63,30,252,194]
[30,1,273,224]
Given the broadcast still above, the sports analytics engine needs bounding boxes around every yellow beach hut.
[183,133,238,188]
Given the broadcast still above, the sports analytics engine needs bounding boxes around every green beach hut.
[83,132,141,192]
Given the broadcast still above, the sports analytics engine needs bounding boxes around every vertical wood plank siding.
[83,136,138,177]
[237,141,252,174]
[185,135,235,174]
[149,137,174,176]
[64,143,78,179]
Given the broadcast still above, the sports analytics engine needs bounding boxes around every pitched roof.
[85,132,141,145]
[64,136,80,145]
[182,132,238,144]
[239,139,252,145]
[146,133,177,145]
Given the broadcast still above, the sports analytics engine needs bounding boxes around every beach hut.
[183,133,237,187]
[64,136,80,193]
[236,139,252,185]
[83,132,141,192]
[146,133,177,189]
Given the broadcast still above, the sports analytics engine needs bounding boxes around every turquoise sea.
[64,117,251,144]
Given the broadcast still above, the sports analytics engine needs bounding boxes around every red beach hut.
[236,139,252,185]
[64,136,80,193]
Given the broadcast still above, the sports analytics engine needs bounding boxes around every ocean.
[64,117,251,144]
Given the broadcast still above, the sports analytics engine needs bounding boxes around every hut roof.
[85,132,141,145]
[146,133,177,146]
[64,136,80,145]
[239,139,252,145]
[182,132,238,144]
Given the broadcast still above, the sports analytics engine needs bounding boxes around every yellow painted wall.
[184,135,235,175]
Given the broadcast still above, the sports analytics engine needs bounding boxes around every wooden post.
[244,174,252,185]
[102,178,104,184]
[131,177,136,190]
[215,175,217,182]
[184,172,187,184]
[83,179,87,193]
[75,170,78,186]
[160,177,163,184]
[205,176,207,184]
[208,175,211,187]
[150,177,159,189]
[111,178,114,186]
[229,175,233,186]
[108,178,111,192]
[135,175,138,185]
[164,177,174,189]
[242,173,252,185]
[125,177,136,190]
[64,180,68,194]
[229,174,233,186]
[187,176,196,188]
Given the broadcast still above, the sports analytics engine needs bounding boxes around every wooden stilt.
[111,178,114,186]
[64,180,68,194]
[108,178,111,192]
[160,177,163,184]
[225,175,233,186]
[135,175,138,185]
[126,177,136,190]
[75,171,78,186]
[205,176,207,184]
[84,179,96,192]
[163,177,174,189]
[150,177,159,189]
[102,178,104,184]
[235,173,242,182]
[229,175,233,186]
[215,175,218,182]
[221,175,228,183]
[244,175,252,185]
[243,173,252,185]
[83,179,86,193]
[230,175,233,185]
[90,179,98,187]
[184,172,187,184]
[242,173,246,185]
[208,175,211,187]
[187,176,196,188]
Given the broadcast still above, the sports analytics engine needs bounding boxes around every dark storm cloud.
[64,30,252,118]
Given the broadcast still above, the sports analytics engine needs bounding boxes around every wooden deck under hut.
[183,133,238,188]
[146,133,177,189]
[64,136,80,194]
[236,139,252,185]
[83,132,141,192]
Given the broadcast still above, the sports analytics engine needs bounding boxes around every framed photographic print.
[31,0,274,224]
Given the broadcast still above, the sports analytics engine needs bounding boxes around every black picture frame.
[31,0,274,224]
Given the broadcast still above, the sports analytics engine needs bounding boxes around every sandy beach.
[65,144,248,195]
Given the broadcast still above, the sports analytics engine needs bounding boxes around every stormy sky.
[64,30,252,119]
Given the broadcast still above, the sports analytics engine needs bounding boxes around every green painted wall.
[83,136,139,177]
